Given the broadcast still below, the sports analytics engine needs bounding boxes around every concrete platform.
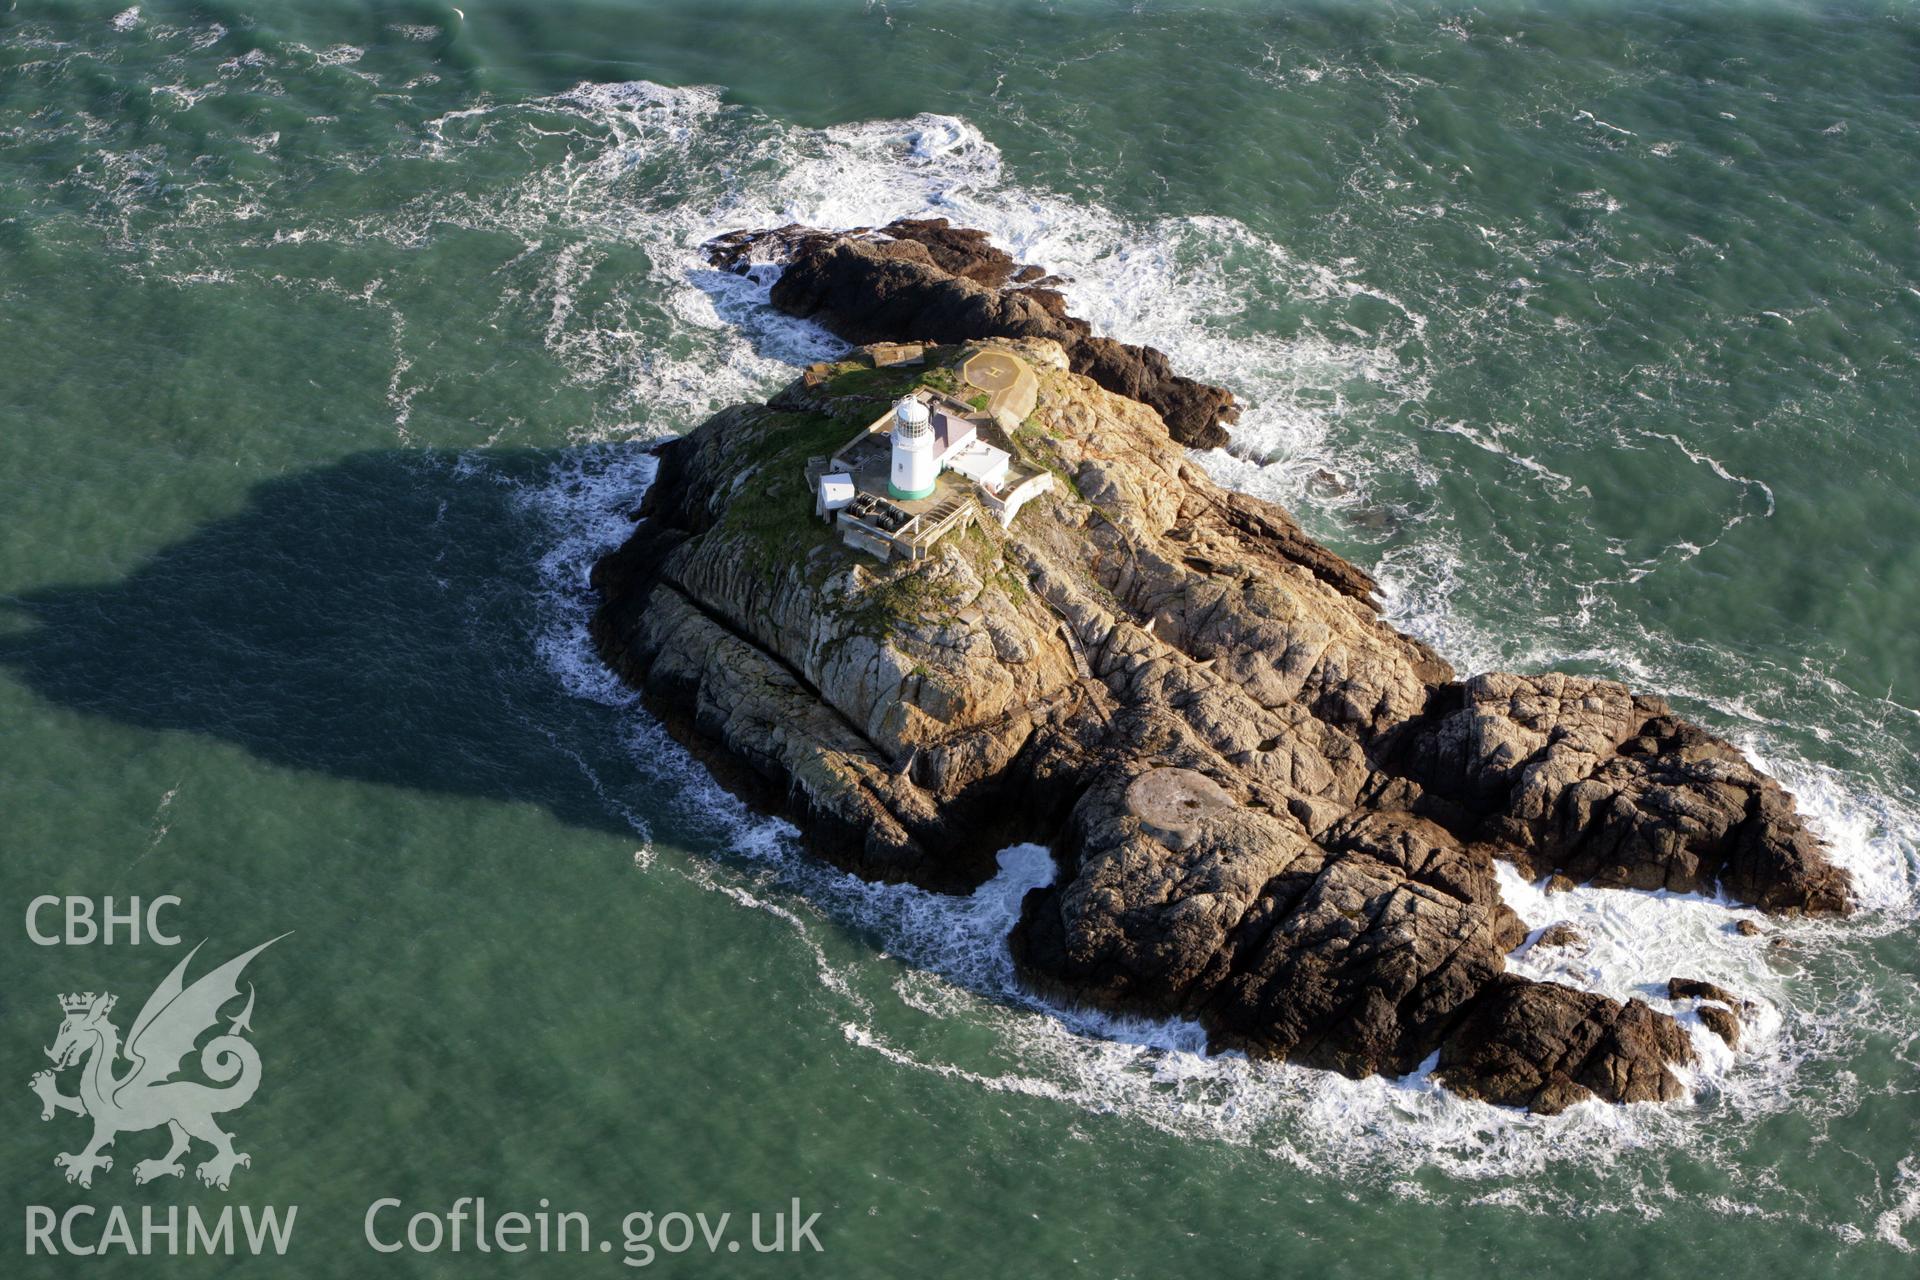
[1124,767,1235,850]
[963,350,1039,422]
[833,433,972,518]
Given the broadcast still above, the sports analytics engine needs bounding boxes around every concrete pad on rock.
[1125,766,1236,850]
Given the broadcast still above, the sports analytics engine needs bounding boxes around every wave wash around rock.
[591,221,1851,1116]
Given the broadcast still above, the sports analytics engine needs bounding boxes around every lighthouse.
[888,397,936,500]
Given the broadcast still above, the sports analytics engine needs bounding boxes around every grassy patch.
[824,349,965,406]
[844,561,966,636]
[961,519,1029,607]
[823,362,919,401]
[711,408,855,581]
[1009,425,1084,502]
[920,363,961,395]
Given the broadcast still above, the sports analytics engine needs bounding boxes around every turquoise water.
[3,2,1917,1275]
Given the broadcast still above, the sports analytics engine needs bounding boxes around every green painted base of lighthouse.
[888,480,936,501]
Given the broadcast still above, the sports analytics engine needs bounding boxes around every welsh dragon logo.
[30,936,286,1190]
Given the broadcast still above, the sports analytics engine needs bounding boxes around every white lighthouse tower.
[888,397,937,500]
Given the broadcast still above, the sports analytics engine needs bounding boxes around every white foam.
[1877,1155,1920,1252]
[514,444,659,708]
[384,85,1429,469]
[1744,743,1920,922]
[1496,861,1793,1099]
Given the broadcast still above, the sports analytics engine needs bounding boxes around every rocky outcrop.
[1385,674,1851,915]
[1665,977,1753,1049]
[593,311,1851,1115]
[1435,976,1694,1113]
[1667,977,1749,1008]
[705,218,1241,450]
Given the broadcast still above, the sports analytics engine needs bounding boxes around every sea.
[2,3,1917,1276]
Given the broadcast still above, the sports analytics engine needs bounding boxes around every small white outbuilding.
[815,472,857,519]
[945,438,1012,490]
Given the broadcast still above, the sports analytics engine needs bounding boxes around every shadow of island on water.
[0,448,696,850]
[0,447,1117,1057]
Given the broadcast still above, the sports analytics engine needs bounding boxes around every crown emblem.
[59,992,114,1016]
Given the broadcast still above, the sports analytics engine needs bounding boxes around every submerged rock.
[1668,976,1737,1005]
[1535,922,1585,950]
[593,296,1851,1115]
[1666,977,1751,1049]
[1668,976,1756,1013]
[1697,1005,1742,1048]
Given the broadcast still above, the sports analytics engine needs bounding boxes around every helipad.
[962,350,1039,421]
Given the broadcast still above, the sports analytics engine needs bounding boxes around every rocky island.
[592,219,1852,1115]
